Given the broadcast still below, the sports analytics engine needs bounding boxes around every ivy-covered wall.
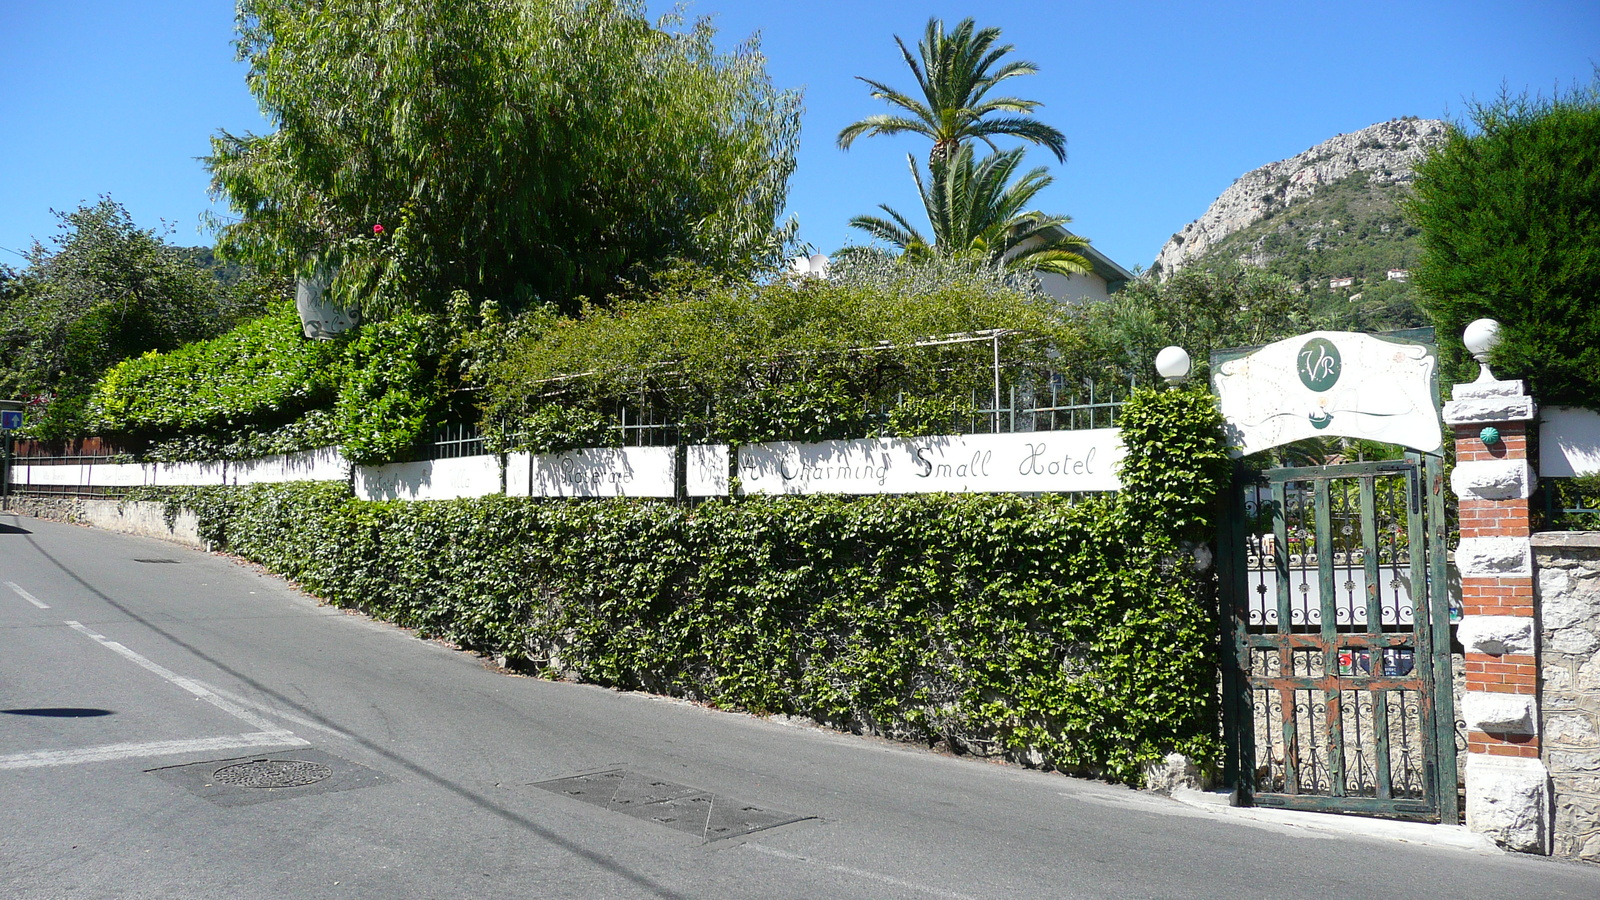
[136,388,1229,784]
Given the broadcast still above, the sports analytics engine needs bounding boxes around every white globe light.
[1462,318,1501,360]
[1155,346,1192,384]
[789,253,831,279]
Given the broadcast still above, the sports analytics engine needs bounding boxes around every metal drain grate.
[150,749,394,807]
[531,769,809,841]
[132,558,180,564]
[212,758,333,788]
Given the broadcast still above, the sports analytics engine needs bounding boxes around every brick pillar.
[1444,376,1549,853]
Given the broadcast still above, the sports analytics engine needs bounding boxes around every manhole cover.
[212,758,333,788]
[149,749,394,807]
[531,769,810,840]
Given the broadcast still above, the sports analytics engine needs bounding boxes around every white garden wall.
[355,454,502,502]
[1542,406,1600,478]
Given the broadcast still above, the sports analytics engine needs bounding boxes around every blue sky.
[1,1,1594,274]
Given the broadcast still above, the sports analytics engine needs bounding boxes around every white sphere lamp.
[1462,318,1501,382]
[1155,346,1192,386]
[790,253,830,280]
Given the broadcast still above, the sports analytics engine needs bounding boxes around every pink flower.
[373,224,385,234]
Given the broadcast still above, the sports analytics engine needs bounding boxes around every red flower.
[373,224,385,234]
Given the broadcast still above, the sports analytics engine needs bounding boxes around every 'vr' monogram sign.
[1212,330,1442,457]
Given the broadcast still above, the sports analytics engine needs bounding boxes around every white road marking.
[64,621,285,733]
[0,732,308,770]
[192,681,349,739]
[743,844,990,900]
[6,581,50,609]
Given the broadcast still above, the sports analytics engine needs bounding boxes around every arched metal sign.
[1212,331,1441,457]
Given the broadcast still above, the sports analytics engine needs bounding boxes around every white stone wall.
[1541,406,1600,478]
[355,454,503,502]
[1533,532,1600,863]
[9,449,349,489]
[506,447,678,499]
[228,448,349,485]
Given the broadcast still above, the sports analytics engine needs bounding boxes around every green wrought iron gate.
[1220,456,1458,823]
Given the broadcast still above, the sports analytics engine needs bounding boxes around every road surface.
[3,512,1596,899]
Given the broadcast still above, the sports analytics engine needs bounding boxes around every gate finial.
[1463,318,1502,383]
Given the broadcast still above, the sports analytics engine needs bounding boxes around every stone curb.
[1167,790,1503,853]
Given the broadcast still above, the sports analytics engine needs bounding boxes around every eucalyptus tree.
[836,17,1065,166]
[207,0,801,318]
[848,145,1089,277]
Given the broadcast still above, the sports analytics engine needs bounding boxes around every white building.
[1027,226,1135,305]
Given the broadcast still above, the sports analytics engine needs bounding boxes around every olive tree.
[0,199,265,437]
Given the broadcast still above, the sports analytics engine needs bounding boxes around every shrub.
[86,304,342,436]
[333,312,448,464]
[1407,76,1600,404]
[484,266,1072,448]
[134,386,1228,783]
[83,305,455,465]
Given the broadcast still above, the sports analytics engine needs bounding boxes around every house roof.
[1036,224,1136,290]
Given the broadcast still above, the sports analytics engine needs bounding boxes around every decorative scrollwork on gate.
[1388,690,1427,799]
[1342,689,1379,797]
[1295,692,1333,794]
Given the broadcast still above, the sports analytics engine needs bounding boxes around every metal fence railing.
[424,376,1136,458]
[424,421,487,460]
[613,404,692,448]
[967,377,1134,435]
[1538,477,1600,531]
[4,482,134,500]
[3,453,134,500]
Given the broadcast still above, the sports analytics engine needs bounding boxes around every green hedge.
[137,387,1227,783]
[84,306,448,464]
[86,304,343,435]
[1408,80,1600,404]
[332,312,447,465]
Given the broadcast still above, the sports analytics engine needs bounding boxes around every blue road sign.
[1,410,22,430]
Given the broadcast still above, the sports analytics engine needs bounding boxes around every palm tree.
[836,17,1066,167]
[849,145,1091,277]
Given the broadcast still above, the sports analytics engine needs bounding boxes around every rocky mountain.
[1153,118,1448,277]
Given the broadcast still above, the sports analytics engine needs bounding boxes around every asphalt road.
[3,511,1597,900]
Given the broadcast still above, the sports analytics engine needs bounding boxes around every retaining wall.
[1534,532,1600,863]
[2,496,204,550]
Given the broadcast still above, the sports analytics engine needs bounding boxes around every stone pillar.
[1444,375,1549,853]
